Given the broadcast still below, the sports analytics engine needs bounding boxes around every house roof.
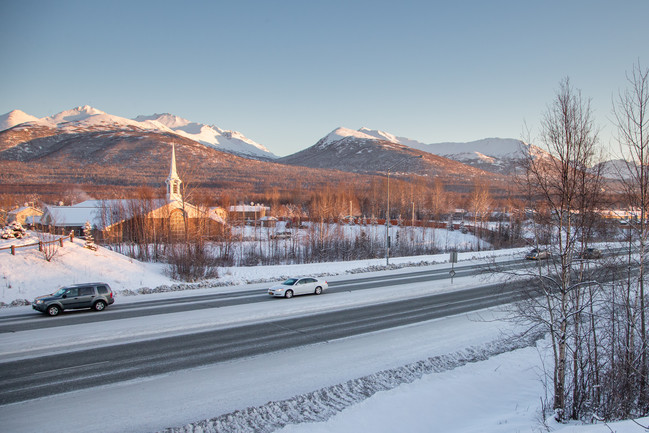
[8,206,42,216]
[42,199,225,229]
[229,205,270,212]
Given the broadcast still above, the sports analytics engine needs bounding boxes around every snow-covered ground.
[0,234,646,433]
[0,228,498,305]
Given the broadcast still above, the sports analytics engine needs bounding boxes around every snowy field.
[0,228,501,306]
[0,233,646,433]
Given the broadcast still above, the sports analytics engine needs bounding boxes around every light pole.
[385,154,422,266]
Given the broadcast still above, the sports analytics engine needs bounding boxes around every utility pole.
[385,154,422,266]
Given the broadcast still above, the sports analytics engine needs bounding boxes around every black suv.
[32,283,115,316]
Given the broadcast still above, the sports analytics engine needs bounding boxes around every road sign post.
[449,251,458,284]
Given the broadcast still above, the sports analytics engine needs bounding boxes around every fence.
[0,233,74,255]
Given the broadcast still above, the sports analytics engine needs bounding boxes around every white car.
[268,277,328,298]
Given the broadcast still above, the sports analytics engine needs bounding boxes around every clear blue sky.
[1,0,647,156]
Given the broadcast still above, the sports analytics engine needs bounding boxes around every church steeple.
[166,144,182,202]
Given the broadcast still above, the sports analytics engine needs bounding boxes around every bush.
[166,242,219,282]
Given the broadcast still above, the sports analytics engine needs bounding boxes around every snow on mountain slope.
[318,127,381,148]
[281,126,497,181]
[357,127,401,144]
[0,106,275,160]
[21,105,160,133]
[595,158,636,180]
[343,127,542,174]
[134,113,276,160]
[0,110,39,131]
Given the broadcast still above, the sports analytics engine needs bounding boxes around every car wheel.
[93,300,106,311]
[47,305,61,316]
[314,286,322,295]
[285,290,294,299]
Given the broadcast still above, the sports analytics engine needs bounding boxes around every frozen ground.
[0,234,646,433]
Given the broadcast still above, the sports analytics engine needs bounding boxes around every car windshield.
[53,287,68,296]
[282,279,298,286]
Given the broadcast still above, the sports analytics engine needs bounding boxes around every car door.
[76,285,96,308]
[301,278,317,294]
[60,287,80,309]
[293,279,305,295]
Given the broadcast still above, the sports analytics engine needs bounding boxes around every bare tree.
[469,180,492,251]
[36,229,61,262]
[613,60,649,415]
[521,77,602,421]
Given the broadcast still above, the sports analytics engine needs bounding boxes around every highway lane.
[0,278,529,405]
[0,256,528,333]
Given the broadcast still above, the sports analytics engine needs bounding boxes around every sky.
[1,0,647,157]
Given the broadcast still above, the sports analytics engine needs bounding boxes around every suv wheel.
[47,305,61,316]
[93,300,106,311]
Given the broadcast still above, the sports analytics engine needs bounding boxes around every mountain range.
[0,105,589,199]
[0,106,540,175]
[284,126,544,176]
[0,106,274,160]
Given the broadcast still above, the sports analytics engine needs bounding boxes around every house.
[7,205,43,226]
[40,145,226,241]
[228,204,271,224]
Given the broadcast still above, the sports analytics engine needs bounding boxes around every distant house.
[40,145,226,241]
[228,204,271,224]
[7,206,43,226]
[259,215,278,227]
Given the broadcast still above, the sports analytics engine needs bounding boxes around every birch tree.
[612,60,649,416]
[522,77,601,421]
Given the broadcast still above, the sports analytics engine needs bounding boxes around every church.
[40,145,226,242]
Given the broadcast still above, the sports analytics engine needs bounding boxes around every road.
[0,257,536,405]
[0,257,526,333]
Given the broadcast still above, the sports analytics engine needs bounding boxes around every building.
[40,145,226,241]
[7,205,43,226]
[228,204,271,225]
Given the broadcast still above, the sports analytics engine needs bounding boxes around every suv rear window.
[97,286,109,295]
[78,286,94,296]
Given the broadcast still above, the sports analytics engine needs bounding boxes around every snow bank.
[161,332,545,433]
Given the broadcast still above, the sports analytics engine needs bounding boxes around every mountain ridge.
[0,106,275,160]
[279,127,502,183]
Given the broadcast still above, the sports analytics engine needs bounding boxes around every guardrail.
[0,233,74,255]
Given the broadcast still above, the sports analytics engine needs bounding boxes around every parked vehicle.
[268,277,328,298]
[525,248,549,260]
[32,283,115,316]
[579,247,602,259]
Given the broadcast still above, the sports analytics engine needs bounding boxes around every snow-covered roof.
[42,199,225,229]
[42,204,104,228]
[8,206,42,216]
[24,215,41,224]
[229,205,270,212]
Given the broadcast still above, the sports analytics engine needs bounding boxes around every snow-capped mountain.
[594,159,637,180]
[332,127,549,175]
[0,109,39,131]
[0,106,276,160]
[134,113,275,160]
[280,126,499,181]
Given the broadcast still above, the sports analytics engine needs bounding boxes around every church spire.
[166,144,182,202]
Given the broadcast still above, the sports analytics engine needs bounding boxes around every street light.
[385,154,423,266]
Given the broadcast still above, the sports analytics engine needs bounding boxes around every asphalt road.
[0,257,527,333]
[0,257,535,405]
